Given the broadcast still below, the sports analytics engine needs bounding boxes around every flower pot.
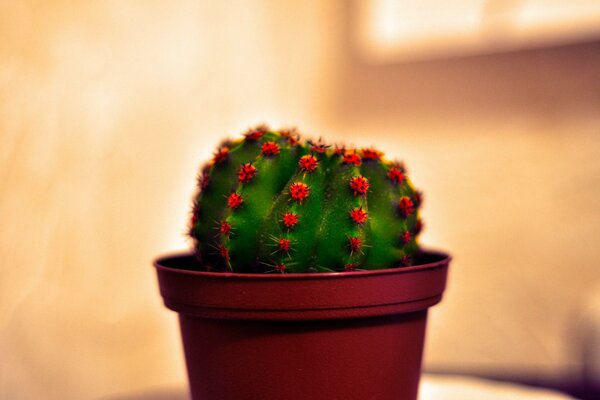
[154,250,450,400]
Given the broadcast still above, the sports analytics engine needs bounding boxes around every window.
[355,0,600,62]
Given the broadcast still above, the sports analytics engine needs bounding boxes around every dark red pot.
[154,250,450,400]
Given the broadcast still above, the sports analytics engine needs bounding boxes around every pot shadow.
[102,387,189,400]
[183,310,428,346]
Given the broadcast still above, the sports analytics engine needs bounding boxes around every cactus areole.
[189,125,424,273]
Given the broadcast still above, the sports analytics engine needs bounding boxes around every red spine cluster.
[275,263,286,273]
[282,212,299,229]
[281,129,300,146]
[261,141,280,156]
[398,196,415,218]
[237,163,256,183]
[414,219,423,234]
[349,176,370,196]
[227,193,243,209]
[192,208,198,222]
[289,182,310,203]
[342,152,362,166]
[334,146,346,155]
[219,245,230,261]
[350,207,368,224]
[299,155,318,172]
[278,238,291,252]
[199,164,211,190]
[349,237,362,253]
[220,221,231,236]
[361,148,381,160]
[401,231,412,245]
[212,147,229,164]
[308,140,329,154]
[413,190,423,207]
[244,125,268,140]
[387,166,405,184]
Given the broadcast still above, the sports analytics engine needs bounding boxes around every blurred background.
[1,1,599,399]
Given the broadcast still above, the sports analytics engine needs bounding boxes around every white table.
[106,374,573,399]
[419,374,572,399]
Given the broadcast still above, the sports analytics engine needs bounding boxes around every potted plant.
[154,125,450,400]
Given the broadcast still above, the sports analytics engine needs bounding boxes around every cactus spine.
[190,126,422,273]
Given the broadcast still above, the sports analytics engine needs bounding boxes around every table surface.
[106,374,573,399]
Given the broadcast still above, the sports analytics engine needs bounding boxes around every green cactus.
[189,125,423,273]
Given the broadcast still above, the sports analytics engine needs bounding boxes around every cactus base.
[154,250,450,400]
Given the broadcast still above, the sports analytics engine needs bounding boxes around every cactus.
[189,125,423,273]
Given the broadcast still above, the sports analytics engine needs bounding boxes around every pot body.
[155,251,450,400]
[179,311,427,400]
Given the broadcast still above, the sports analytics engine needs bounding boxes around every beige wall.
[330,3,600,380]
[1,1,599,398]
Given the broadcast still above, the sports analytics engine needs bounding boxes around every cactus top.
[189,125,423,273]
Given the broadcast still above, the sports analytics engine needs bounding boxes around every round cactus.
[189,125,423,273]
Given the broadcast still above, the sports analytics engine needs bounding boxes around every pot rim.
[154,249,450,320]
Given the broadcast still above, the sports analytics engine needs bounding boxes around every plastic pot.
[154,250,450,400]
